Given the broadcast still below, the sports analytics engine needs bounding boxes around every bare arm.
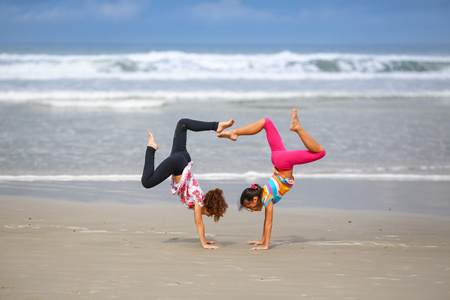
[194,201,219,249]
[248,201,273,250]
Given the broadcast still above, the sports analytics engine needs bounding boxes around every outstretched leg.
[218,117,286,152]
[289,108,324,153]
[171,118,234,154]
[218,118,265,141]
[142,118,234,189]
[219,109,325,173]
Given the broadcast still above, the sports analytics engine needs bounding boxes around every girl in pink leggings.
[218,109,326,250]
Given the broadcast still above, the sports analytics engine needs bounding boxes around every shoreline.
[1,178,449,216]
[1,192,450,299]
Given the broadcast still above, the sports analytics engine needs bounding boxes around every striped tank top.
[262,167,295,206]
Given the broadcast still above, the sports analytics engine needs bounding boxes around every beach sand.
[1,192,450,299]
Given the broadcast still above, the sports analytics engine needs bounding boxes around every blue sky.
[1,0,450,44]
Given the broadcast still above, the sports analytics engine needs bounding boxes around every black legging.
[141,118,219,189]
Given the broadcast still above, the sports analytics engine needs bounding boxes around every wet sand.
[1,194,449,299]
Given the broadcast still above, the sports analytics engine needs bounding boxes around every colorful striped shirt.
[262,167,295,206]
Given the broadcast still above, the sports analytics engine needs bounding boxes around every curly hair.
[203,188,228,222]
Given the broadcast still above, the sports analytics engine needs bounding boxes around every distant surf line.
[1,90,449,109]
[1,173,449,182]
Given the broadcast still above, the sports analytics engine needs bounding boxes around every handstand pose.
[142,118,234,249]
[218,109,325,250]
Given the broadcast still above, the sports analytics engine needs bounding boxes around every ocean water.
[0,43,449,183]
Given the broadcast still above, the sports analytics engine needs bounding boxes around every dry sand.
[1,195,450,299]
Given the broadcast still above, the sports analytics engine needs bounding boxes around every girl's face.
[245,196,263,212]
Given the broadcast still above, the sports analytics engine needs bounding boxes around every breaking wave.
[1,51,450,80]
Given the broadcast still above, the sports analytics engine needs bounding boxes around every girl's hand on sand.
[203,244,219,250]
[251,246,269,250]
[248,240,263,245]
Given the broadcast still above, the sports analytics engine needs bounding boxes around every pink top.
[170,161,204,209]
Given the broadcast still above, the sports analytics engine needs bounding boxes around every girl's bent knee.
[317,150,326,159]
[178,118,189,126]
[141,179,153,189]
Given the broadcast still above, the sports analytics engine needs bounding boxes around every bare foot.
[289,108,303,132]
[217,129,238,141]
[217,119,235,133]
[147,131,158,150]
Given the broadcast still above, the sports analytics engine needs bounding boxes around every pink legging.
[264,118,326,171]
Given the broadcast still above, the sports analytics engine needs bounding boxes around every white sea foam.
[0,174,141,182]
[1,172,449,182]
[42,99,164,109]
[1,51,449,80]
[1,90,449,109]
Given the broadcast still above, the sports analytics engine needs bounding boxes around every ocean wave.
[45,99,163,109]
[1,172,449,182]
[1,51,450,80]
[1,90,449,108]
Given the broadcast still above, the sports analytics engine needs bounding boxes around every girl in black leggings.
[141,118,234,249]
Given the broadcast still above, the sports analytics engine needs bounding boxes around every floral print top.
[170,161,204,209]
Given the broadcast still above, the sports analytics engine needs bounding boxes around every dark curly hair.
[239,184,263,211]
[203,188,228,222]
